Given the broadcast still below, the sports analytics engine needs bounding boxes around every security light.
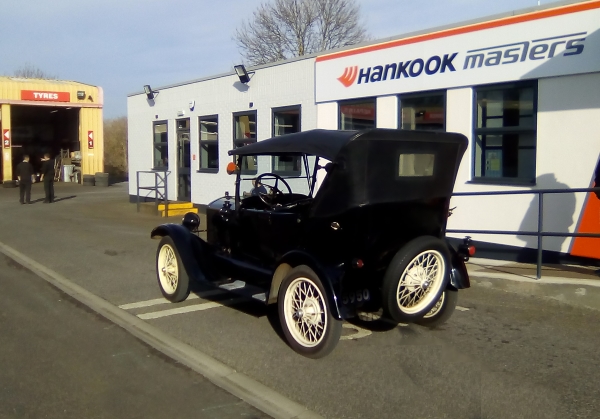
[77,90,86,100]
[234,65,254,84]
[143,84,158,100]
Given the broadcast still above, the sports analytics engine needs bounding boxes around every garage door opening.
[10,105,80,179]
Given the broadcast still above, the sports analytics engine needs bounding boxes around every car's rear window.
[398,153,435,177]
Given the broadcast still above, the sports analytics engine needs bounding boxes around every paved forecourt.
[1,182,599,419]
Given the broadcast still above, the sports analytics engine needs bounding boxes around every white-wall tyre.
[156,236,190,302]
[278,265,341,358]
[382,236,450,322]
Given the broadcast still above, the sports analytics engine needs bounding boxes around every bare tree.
[13,63,58,80]
[235,0,368,65]
[104,117,128,180]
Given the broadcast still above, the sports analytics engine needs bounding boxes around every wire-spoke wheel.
[416,289,458,328]
[278,265,341,358]
[382,236,450,322]
[156,236,190,302]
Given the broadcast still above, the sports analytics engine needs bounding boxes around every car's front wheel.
[278,265,342,358]
[156,236,190,302]
[382,236,450,322]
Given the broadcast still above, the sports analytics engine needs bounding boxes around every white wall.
[376,96,398,128]
[128,58,317,205]
[447,72,600,252]
[316,102,338,129]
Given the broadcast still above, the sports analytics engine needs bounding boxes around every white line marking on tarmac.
[456,306,470,311]
[340,324,372,340]
[119,289,225,310]
[138,298,245,320]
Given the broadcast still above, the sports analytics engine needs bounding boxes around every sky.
[0,0,549,119]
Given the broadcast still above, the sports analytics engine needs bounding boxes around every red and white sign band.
[21,90,70,102]
[2,129,10,148]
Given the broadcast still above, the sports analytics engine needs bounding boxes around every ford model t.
[151,128,474,358]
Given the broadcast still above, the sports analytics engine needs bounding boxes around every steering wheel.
[255,173,292,207]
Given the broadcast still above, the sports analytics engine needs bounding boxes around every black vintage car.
[151,128,474,358]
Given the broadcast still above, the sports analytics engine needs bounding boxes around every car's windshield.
[238,154,321,199]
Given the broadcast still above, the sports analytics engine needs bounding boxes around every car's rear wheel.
[382,236,450,322]
[415,289,458,328]
[278,265,342,358]
[156,236,190,302]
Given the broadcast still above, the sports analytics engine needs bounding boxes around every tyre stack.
[82,174,95,186]
[95,172,109,187]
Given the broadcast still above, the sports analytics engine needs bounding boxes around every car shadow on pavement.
[188,281,288,344]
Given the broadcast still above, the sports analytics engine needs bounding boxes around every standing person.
[40,153,55,203]
[16,155,35,204]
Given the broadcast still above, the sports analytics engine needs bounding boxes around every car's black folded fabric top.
[228,129,359,160]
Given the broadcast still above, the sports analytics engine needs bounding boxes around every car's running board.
[215,280,268,303]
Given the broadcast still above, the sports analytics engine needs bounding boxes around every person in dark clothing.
[40,153,55,203]
[16,155,35,204]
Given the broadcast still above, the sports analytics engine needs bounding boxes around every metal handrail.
[447,186,600,279]
[136,170,169,216]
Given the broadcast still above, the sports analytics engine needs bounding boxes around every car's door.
[237,207,304,269]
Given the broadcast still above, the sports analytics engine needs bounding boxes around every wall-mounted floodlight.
[143,84,158,100]
[77,90,86,100]
[234,65,254,84]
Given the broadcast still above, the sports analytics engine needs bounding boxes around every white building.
[128,0,600,261]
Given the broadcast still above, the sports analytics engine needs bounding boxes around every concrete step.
[161,207,198,218]
[158,202,195,211]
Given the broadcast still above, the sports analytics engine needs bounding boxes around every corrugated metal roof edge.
[126,0,585,98]
[0,76,99,88]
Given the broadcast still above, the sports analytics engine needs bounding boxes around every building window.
[234,112,257,174]
[199,116,219,171]
[153,121,168,169]
[339,99,376,130]
[474,81,537,183]
[400,91,445,131]
[272,107,301,175]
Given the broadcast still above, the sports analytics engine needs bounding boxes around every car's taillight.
[458,236,474,261]
[352,258,364,269]
[468,245,476,257]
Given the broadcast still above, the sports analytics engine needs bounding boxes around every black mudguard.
[151,224,219,284]
[447,241,471,290]
[278,251,348,320]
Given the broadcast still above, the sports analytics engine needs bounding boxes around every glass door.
[176,119,191,201]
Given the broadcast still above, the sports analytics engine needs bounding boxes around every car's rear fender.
[270,251,348,320]
[447,241,470,290]
[151,224,214,283]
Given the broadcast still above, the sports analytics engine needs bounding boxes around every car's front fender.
[275,251,349,320]
[151,224,214,283]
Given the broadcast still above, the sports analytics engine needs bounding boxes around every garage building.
[127,0,600,262]
[0,77,104,184]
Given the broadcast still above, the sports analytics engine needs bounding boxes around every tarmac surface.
[0,254,269,419]
[0,183,600,418]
